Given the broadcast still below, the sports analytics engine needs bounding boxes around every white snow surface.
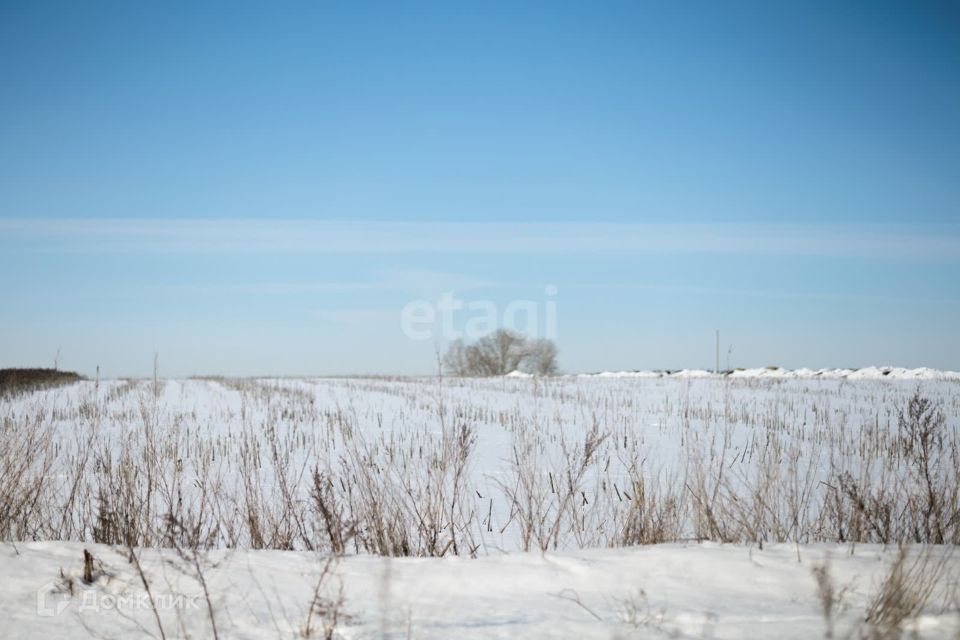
[5,541,959,639]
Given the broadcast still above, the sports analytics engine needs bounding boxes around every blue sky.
[1,1,958,376]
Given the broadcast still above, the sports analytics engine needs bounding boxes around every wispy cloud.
[570,282,960,305]
[161,268,500,298]
[311,308,400,325]
[374,268,498,297]
[2,219,959,260]
[156,282,372,295]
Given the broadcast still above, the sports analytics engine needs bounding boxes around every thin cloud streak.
[2,219,959,260]
[311,308,400,325]
[570,282,960,305]
[165,282,375,295]
[158,268,501,297]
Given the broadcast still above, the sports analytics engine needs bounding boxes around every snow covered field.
[4,541,958,639]
[2,373,959,638]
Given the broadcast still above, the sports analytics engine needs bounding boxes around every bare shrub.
[897,392,956,544]
[686,444,735,543]
[828,391,959,544]
[615,589,671,636]
[863,546,946,639]
[302,556,351,639]
[613,469,687,546]
[314,419,478,557]
[311,470,351,555]
[811,560,852,640]
[0,410,56,540]
[162,515,221,639]
[499,420,607,551]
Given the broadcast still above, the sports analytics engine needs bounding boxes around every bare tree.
[488,329,526,375]
[521,338,558,376]
[443,330,558,377]
[441,339,470,377]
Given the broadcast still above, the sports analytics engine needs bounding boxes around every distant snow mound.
[591,370,662,379]
[504,370,534,378]
[670,369,714,378]
[579,367,960,381]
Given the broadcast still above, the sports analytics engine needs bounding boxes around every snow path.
[3,542,958,639]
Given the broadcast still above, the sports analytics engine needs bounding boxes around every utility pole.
[715,330,720,374]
